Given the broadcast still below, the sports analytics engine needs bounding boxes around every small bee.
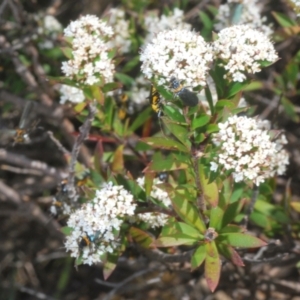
[148,85,162,117]
[169,77,198,107]
[0,101,39,145]
[114,90,132,121]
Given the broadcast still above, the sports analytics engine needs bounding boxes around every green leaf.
[171,192,206,233]
[156,234,198,247]
[281,96,300,123]
[255,198,289,223]
[206,124,219,134]
[205,242,221,292]
[205,86,214,114]
[290,201,300,213]
[227,81,249,98]
[61,226,73,235]
[121,56,140,72]
[218,232,267,248]
[60,47,73,59]
[103,253,118,280]
[215,99,236,111]
[129,227,154,248]
[174,222,204,238]
[221,199,245,228]
[141,137,189,152]
[217,243,244,266]
[219,225,244,234]
[209,207,224,230]
[146,152,190,172]
[111,145,124,172]
[115,72,135,85]
[198,163,219,207]
[162,106,187,124]
[191,244,206,269]
[191,114,210,130]
[128,106,152,132]
[272,11,297,27]
[163,121,191,149]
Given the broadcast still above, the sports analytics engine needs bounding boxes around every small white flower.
[144,8,191,45]
[106,8,131,54]
[64,182,136,265]
[61,15,115,86]
[290,0,300,16]
[213,25,278,82]
[211,116,289,185]
[215,0,273,36]
[140,29,213,88]
[56,84,85,104]
[135,177,171,228]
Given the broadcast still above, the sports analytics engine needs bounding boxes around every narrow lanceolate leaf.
[111,145,124,172]
[209,206,224,231]
[198,163,219,207]
[103,253,118,280]
[290,201,300,213]
[129,227,154,248]
[163,121,191,149]
[217,243,244,267]
[155,234,198,247]
[218,232,267,248]
[172,192,206,233]
[141,137,188,152]
[191,114,210,130]
[174,222,204,239]
[191,244,206,269]
[205,241,221,292]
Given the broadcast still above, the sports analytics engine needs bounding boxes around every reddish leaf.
[129,227,154,248]
[205,241,221,292]
[217,243,244,266]
[111,145,124,172]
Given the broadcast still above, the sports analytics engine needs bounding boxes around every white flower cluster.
[291,0,300,16]
[212,25,278,82]
[61,15,115,86]
[144,8,191,45]
[210,116,289,186]
[129,75,150,107]
[65,182,136,265]
[33,14,62,49]
[215,0,273,37]
[56,84,85,104]
[135,177,171,228]
[107,8,131,54]
[140,29,213,87]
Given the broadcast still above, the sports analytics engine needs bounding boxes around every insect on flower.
[0,101,40,145]
[148,84,162,117]
[169,77,198,107]
[114,89,132,121]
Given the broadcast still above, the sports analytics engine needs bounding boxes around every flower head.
[212,25,278,82]
[106,8,131,54]
[211,116,289,186]
[144,8,191,45]
[64,182,136,265]
[135,177,171,228]
[61,15,115,86]
[140,29,213,88]
[215,0,273,37]
[290,0,300,16]
[56,84,85,104]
